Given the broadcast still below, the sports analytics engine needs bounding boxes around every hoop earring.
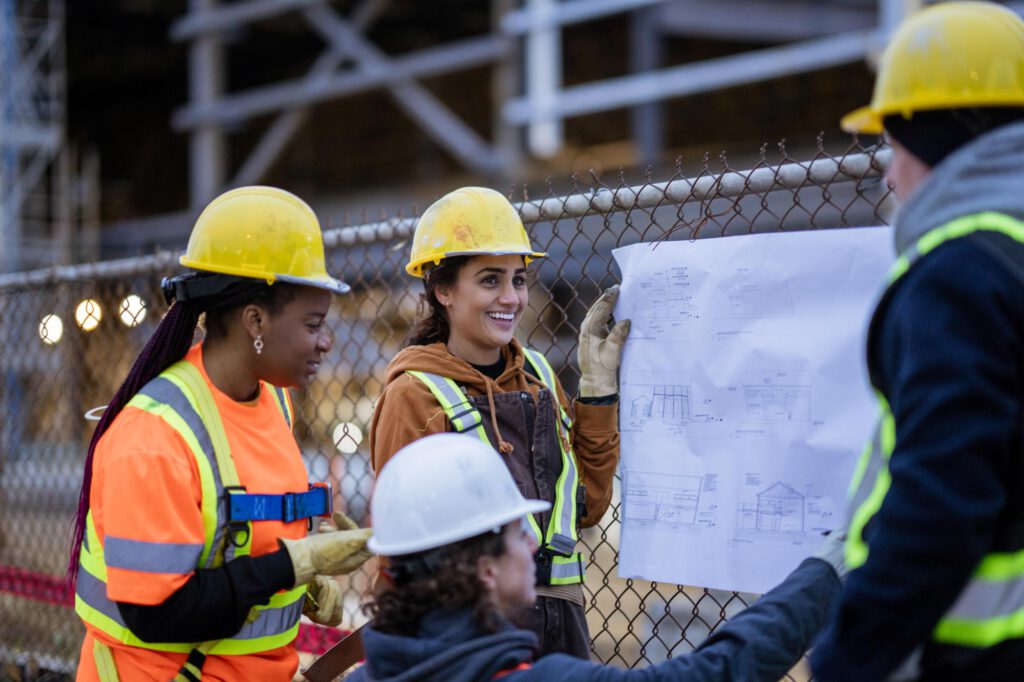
[254,335,264,355]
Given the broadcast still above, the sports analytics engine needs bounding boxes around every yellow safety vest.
[847,211,1024,649]
[75,360,307,679]
[407,347,585,585]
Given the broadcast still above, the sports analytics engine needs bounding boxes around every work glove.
[303,575,344,627]
[279,511,373,587]
[577,285,631,397]
[812,527,849,580]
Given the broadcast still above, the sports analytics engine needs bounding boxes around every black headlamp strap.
[161,273,245,305]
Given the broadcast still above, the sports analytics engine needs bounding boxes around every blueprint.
[613,228,893,593]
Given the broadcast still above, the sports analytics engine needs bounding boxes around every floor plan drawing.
[737,481,805,534]
[624,471,703,526]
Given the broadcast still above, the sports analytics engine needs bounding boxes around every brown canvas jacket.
[369,339,619,528]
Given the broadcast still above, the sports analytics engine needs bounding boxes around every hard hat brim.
[405,249,548,278]
[840,105,884,135]
[277,273,351,295]
[367,497,551,556]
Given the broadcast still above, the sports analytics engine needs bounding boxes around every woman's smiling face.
[436,254,528,365]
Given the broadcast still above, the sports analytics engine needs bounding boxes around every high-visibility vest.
[847,211,1024,650]
[74,359,308,673]
[407,347,585,585]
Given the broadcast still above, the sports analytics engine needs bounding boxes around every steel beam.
[303,4,502,174]
[174,35,506,129]
[504,30,874,125]
[231,0,390,186]
[525,0,562,158]
[502,0,665,35]
[171,0,325,41]
[187,0,226,208]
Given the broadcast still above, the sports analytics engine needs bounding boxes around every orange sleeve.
[369,373,451,475]
[553,379,620,528]
[93,407,206,605]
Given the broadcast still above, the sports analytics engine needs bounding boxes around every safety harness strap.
[227,484,332,524]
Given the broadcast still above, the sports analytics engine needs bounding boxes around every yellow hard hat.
[841,1,1024,134]
[181,186,349,294]
[405,186,546,277]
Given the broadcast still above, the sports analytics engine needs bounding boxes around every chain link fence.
[0,139,891,680]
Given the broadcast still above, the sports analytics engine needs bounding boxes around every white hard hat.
[368,433,550,556]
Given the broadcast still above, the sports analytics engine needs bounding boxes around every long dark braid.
[67,277,298,585]
[66,300,203,584]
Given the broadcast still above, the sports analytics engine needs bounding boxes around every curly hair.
[365,528,508,636]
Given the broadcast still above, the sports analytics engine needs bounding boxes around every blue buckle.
[227,483,332,524]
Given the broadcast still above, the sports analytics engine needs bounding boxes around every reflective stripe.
[271,386,292,429]
[235,591,305,639]
[77,564,306,653]
[405,370,540,541]
[77,565,129,627]
[549,552,585,585]
[133,375,225,568]
[104,536,203,575]
[406,370,488,438]
[93,639,120,682]
[522,348,573,431]
[944,571,1024,622]
[848,212,1024,648]
[407,348,585,585]
[166,362,251,564]
[521,349,580,552]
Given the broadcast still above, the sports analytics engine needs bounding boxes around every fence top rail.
[0,148,889,291]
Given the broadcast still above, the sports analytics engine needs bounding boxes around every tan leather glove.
[279,511,373,587]
[577,285,631,397]
[303,575,344,627]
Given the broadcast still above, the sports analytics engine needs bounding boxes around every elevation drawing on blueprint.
[612,227,893,593]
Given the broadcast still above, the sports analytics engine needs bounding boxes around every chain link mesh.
[0,139,891,680]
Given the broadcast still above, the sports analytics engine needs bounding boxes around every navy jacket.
[347,558,839,682]
[811,121,1024,681]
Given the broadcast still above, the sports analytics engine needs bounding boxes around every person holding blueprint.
[370,186,626,659]
[812,3,1024,680]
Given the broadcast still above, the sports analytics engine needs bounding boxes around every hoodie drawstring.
[485,380,515,455]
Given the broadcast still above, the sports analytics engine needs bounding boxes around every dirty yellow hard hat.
[180,185,349,294]
[406,186,546,277]
[841,1,1024,134]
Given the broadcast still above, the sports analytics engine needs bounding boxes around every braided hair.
[66,274,297,584]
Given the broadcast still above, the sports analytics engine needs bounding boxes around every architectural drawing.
[737,481,805,534]
[624,471,702,526]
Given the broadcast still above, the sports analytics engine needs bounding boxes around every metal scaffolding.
[171,0,925,209]
[0,0,97,275]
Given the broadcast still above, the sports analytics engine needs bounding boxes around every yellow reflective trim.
[81,513,107,581]
[890,212,1024,283]
[846,399,895,570]
[126,391,220,567]
[934,607,1024,648]
[975,550,1024,581]
[166,362,252,560]
[76,586,305,655]
[549,552,586,585]
[93,639,121,682]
